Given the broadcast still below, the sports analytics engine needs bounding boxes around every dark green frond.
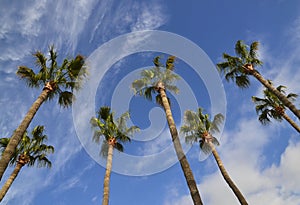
[249,41,260,61]
[16,66,40,87]
[258,109,272,125]
[235,40,249,59]
[34,51,48,77]
[98,107,112,121]
[144,87,156,101]
[287,93,298,101]
[58,91,74,108]
[114,142,124,152]
[235,75,251,88]
[153,56,162,67]
[67,55,86,81]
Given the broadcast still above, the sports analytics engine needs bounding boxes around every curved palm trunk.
[0,162,24,201]
[102,144,114,205]
[0,88,50,181]
[159,88,203,205]
[282,113,300,133]
[209,142,248,205]
[251,71,300,120]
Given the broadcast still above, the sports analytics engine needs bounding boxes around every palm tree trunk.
[251,71,300,120]
[0,89,50,181]
[209,142,248,205]
[159,88,203,205]
[102,144,114,205]
[0,162,24,202]
[282,112,300,133]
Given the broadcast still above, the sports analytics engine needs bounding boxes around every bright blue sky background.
[1,1,300,205]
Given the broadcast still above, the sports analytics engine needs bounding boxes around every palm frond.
[58,91,74,108]
[199,140,212,155]
[210,113,224,134]
[184,134,197,144]
[114,142,124,152]
[235,75,250,88]
[166,56,176,71]
[16,66,40,87]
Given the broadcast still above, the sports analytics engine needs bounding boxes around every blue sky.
[1,0,300,205]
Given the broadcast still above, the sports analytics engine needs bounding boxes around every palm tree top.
[252,82,298,124]
[181,108,224,154]
[0,125,54,168]
[16,46,88,107]
[217,40,263,88]
[90,106,139,156]
[132,55,180,100]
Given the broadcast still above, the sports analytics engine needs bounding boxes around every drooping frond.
[58,91,74,108]
[16,66,40,87]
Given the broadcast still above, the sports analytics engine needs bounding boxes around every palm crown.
[132,56,180,105]
[0,125,54,168]
[181,108,224,154]
[217,40,263,88]
[252,83,298,124]
[16,46,87,107]
[90,107,139,156]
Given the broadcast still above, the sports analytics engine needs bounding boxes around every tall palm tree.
[180,108,248,205]
[217,40,300,120]
[90,107,139,205]
[252,84,300,133]
[0,46,87,180]
[0,125,54,201]
[132,56,203,205]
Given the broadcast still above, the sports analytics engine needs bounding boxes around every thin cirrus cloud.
[0,1,168,204]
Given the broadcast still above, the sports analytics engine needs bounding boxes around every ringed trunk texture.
[102,144,114,205]
[251,71,300,120]
[0,89,50,181]
[282,113,300,133]
[209,143,248,205]
[159,88,203,205]
[0,162,24,202]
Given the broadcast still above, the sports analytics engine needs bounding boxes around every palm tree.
[0,46,87,181]
[252,84,300,133]
[180,108,248,205]
[132,56,203,205]
[90,107,139,205]
[217,40,300,120]
[0,125,54,201]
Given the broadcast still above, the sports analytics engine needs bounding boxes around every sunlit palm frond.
[166,56,176,71]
